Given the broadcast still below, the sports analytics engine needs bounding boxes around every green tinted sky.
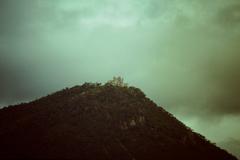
[0,0,240,157]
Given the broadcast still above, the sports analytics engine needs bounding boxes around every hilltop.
[0,78,237,159]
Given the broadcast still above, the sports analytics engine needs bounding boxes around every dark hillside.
[0,81,237,160]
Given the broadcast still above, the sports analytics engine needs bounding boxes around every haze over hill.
[0,79,237,159]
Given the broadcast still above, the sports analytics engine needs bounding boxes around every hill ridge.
[0,81,237,160]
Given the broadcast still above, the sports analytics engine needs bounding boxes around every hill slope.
[0,82,237,160]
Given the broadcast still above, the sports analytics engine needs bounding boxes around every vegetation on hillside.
[0,77,237,160]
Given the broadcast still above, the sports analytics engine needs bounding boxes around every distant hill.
[0,80,237,159]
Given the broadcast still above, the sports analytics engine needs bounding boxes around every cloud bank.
[0,1,240,156]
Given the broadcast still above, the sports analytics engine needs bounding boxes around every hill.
[0,80,237,159]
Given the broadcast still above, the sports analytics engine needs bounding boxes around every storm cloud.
[0,0,240,156]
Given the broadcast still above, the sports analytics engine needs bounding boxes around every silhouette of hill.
[0,80,238,160]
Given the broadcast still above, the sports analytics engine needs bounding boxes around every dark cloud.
[205,51,240,115]
[1,0,240,117]
[0,0,240,156]
[0,0,33,35]
[143,20,240,119]
[0,53,33,104]
[216,4,240,28]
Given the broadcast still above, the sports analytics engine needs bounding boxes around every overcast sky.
[0,0,240,157]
